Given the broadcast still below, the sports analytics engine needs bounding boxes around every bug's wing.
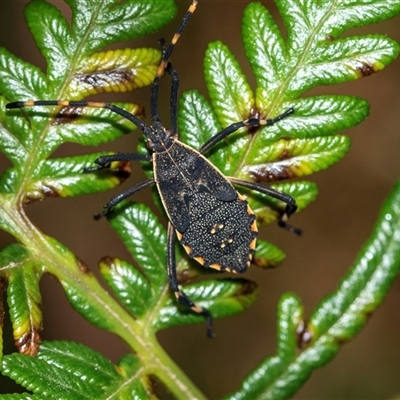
[154,141,237,232]
[189,155,237,201]
[178,142,237,202]
[157,179,191,232]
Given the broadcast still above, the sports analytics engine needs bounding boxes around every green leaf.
[205,41,255,128]
[0,48,47,102]
[47,102,142,148]
[0,394,38,400]
[241,1,286,97]
[108,202,167,293]
[25,0,73,82]
[28,153,132,200]
[288,35,399,93]
[70,48,161,97]
[227,180,400,399]
[271,0,400,98]
[310,0,400,37]
[240,135,351,181]
[224,293,303,400]
[1,341,148,399]
[68,0,177,54]
[280,96,370,139]
[0,245,42,356]
[178,90,225,167]
[0,98,30,164]
[0,276,4,360]
[99,257,152,318]
[253,240,286,269]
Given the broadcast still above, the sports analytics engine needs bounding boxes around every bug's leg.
[84,153,151,172]
[167,223,215,338]
[94,178,154,220]
[229,177,302,235]
[199,107,295,155]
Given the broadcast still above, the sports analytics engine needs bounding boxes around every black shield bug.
[6,0,300,337]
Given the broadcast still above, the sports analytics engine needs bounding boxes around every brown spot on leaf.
[255,210,279,226]
[252,256,280,269]
[42,184,61,197]
[279,149,290,160]
[54,106,83,125]
[234,278,257,296]
[148,374,167,398]
[76,256,90,274]
[110,160,132,183]
[357,62,376,77]
[15,326,42,356]
[296,320,313,349]
[177,267,194,284]
[74,69,135,92]
[99,256,113,267]
[54,103,145,126]
[250,165,294,183]
[24,184,60,204]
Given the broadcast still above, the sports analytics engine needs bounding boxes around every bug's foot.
[205,312,215,338]
[83,158,111,173]
[278,204,302,235]
[84,163,110,173]
[278,219,302,235]
[83,165,106,173]
[175,289,215,338]
[94,208,112,220]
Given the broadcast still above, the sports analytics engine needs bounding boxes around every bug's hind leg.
[229,177,301,235]
[167,223,214,338]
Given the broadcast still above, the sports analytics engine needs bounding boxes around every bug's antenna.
[150,0,199,123]
[156,0,199,78]
[5,100,148,132]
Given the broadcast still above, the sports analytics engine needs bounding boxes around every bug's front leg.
[199,108,295,155]
[83,153,151,172]
[167,223,214,338]
[93,178,154,220]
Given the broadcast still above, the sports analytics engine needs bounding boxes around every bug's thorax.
[145,121,177,153]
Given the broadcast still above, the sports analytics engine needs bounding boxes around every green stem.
[2,196,205,399]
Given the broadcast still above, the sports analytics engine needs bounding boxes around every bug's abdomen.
[176,191,258,273]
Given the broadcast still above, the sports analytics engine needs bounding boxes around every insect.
[6,0,300,337]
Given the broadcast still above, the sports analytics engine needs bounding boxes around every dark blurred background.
[0,1,399,399]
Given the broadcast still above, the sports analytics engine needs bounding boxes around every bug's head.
[145,121,176,152]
